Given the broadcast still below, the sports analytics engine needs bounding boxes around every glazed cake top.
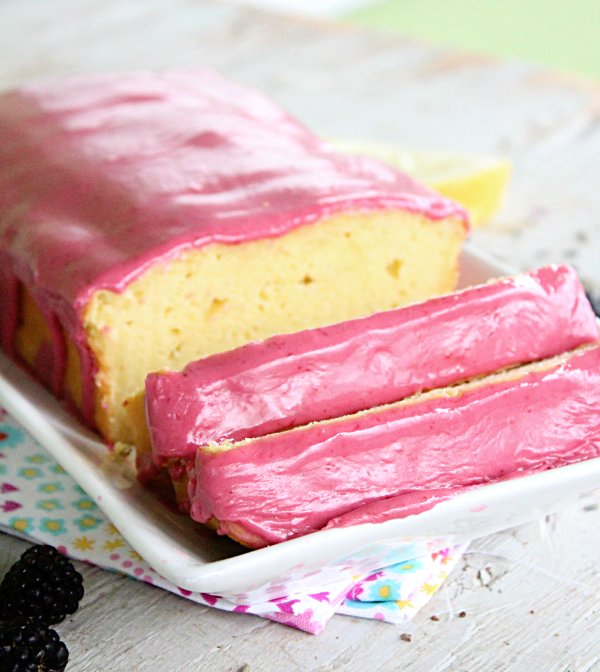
[0,69,467,310]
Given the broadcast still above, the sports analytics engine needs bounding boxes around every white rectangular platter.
[2,243,600,600]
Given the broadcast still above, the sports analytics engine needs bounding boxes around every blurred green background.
[346,0,600,81]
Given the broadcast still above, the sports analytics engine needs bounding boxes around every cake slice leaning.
[144,264,599,509]
[188,344,600,548]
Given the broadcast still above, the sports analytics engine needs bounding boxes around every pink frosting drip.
[189,346,600,545]
[146,265,599,463]
[0,69,468,425]
[325,487,478,528]
[323,469,541,529]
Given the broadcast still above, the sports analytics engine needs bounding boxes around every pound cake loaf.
[0,70,468,447]
[145,264,599,509]
[188,344,600,548]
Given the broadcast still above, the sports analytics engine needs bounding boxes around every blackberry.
[0,546,84,625]
[0,617,68,672]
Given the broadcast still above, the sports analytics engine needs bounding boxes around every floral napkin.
[0,408,466,634]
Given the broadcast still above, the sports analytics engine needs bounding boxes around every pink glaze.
[324,468,542,529]
[146,265,598,463]
[189,346,600,546]
[0,70,467,425]
[326,487,476,528]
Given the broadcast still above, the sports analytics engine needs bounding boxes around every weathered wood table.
[2,1,600,670]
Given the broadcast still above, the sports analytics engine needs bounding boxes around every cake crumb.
[239,665,250,672]
[430,615,440,621]
[458,611,467,618]
[114,441,133,457]
[400,633,412,642]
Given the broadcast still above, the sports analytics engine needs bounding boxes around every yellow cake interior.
[15,208,466,446]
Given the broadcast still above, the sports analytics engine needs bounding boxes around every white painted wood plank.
[219,0,381,19]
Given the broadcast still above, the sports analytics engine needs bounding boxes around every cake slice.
[188,344,600,548]
[0,69,468,448]
[146,264,598,463]
[144,264,598,510]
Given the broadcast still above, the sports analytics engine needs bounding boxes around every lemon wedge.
[331,138,511,227]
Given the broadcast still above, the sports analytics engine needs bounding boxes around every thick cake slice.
[0,70,468,447]
[188,345,600,548]
[146,264,598,465]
